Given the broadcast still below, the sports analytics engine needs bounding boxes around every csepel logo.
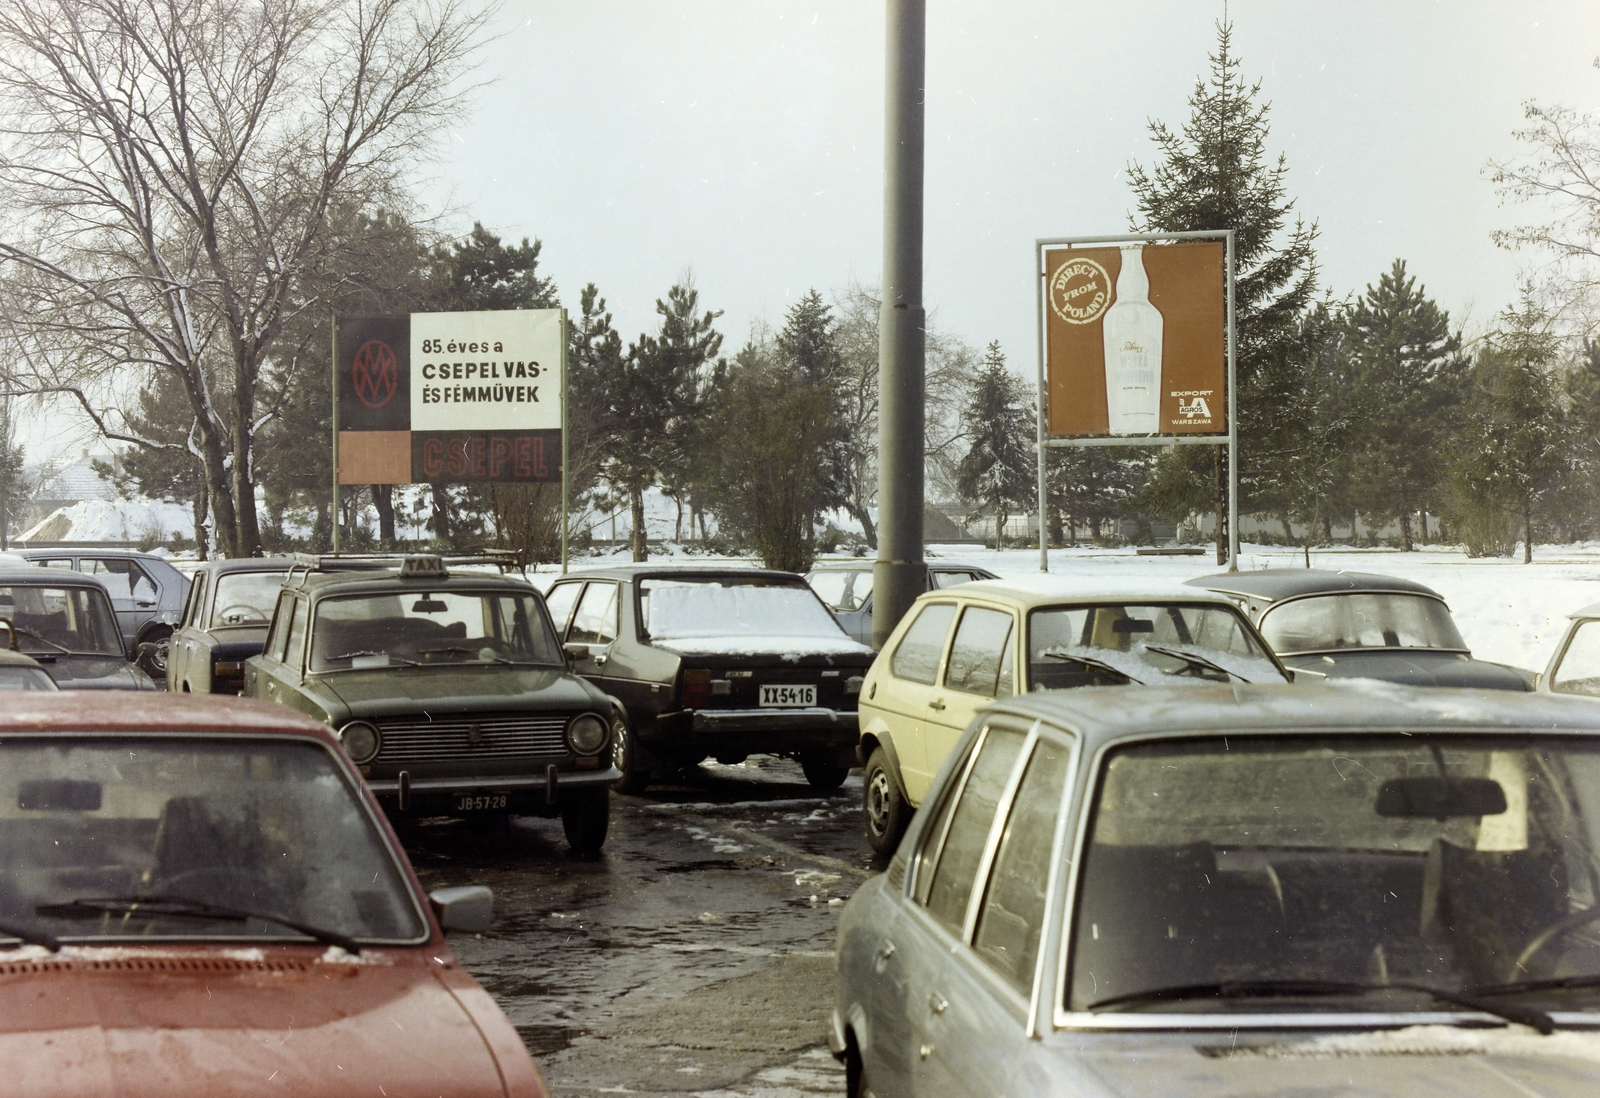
[351,339,398,408]
[1048,257,1112,325]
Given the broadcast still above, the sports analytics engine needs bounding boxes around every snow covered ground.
[549,540,1600,676]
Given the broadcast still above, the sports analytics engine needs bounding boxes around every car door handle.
[927,698,945,711]
[928,991,948,1015]
[592,653,608,666]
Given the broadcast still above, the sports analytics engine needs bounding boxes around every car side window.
[944,606,1017,697]
[932,570,977,589]
[971,735,1073,996]
[544,581,583,637]
[38,558,74,570]
[569,582,619,646]
[266,593,295,661]
[284,598,310,672]
[919,724,1027,936]
[890,602,957,686]
[1554,620,1600,696]
[86,558,156,601]
[186,575,208,628]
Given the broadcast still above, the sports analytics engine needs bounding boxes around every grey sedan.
[832,683,1600,1096]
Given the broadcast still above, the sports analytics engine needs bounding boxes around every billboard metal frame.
[1033,229,1237,572]
[330,310,571,571]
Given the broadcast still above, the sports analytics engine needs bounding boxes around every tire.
[800,752,850,792]
[561,788,610,855]
[845,1039,875,1098]
[612,718,650,795]
[863,746,911,856]
[137,627,172,682]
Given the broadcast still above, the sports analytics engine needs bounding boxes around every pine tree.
[1447,295,1569,562]
[602,281,723,560]
[1126,20,1319,561]
[1343,260,1467,549]
[956,343,1034,547]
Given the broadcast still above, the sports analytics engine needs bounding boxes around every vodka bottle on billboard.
[1101,246,1163,435]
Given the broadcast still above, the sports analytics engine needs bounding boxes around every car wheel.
[800,752,850,792]
[612,717,650,795]
[863,746,911,855]
[561,788,610,855]
[137,627,172,680]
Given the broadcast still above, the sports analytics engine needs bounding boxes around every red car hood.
[0,945,542,1098]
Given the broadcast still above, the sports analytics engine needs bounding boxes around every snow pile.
[644,582,872,657]
[18,498,194,544]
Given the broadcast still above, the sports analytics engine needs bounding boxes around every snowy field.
[549,541,1600,676]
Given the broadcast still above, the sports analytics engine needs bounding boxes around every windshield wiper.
[416,644,514,666]
[1042,651,1137,682]
[1140,643,1240,681]
[326,650,420,668]
[1087,979,1554,1034]
[0,916,61,952]
[1474,973,1600,998]
[36,895,360,954]
[12,626,70,655]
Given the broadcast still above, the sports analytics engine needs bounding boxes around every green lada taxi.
[242,555,621,853]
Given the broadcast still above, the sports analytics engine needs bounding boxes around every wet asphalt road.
[404,757,881,1097]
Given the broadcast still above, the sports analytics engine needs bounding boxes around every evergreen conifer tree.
[956,343,1034,547]
[1127,21,1319,560]
[1343,260,1466,549]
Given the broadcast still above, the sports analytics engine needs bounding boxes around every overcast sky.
[23,0,1600,462]
[419,0,1600,366]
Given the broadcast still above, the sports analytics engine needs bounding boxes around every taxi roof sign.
[398,555,448,580]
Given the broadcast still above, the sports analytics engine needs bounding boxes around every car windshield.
[2,737,426,945]
[309,589,562,671]
[210,570,289,627]
[1259,592,1466,654]
[0,665,57,690]
[640,576,848,642]
[1552,620,1600,698]
[1028,603,1281,688]
[0,584,123,656]
[1068,734,1600,1013]
[806,570,871,612]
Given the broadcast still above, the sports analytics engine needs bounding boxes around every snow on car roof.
[933,573,1237,606]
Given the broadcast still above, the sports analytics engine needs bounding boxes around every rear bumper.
[689,707,859,735]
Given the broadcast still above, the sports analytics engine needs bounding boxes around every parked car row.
[12,547,1600,1096]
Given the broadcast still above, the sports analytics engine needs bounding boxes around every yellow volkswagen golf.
[856,575,1290,853]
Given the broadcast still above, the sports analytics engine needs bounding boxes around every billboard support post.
[1036,249,1048,572]
[331,315,340,555]
[1034,229,1237,572]
[560,308,569,575]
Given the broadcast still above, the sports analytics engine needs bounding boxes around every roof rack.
[284,548,527,586]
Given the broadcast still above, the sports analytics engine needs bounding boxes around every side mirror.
[0,618,14,651]
[429,885,493,933]
[563,642,591,663]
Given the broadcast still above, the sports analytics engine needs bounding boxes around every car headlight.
[338,721,381,764]
[566,713,608,755]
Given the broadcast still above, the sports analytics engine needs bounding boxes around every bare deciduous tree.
[0,0,490,556]
[1490,58,1600,332]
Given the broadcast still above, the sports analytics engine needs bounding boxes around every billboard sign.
[335,309,563,485]
[1043,239,1226,439]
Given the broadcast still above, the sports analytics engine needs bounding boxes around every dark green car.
[242,555,621,853]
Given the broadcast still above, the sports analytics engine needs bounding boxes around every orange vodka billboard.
[1043,239,1226,438]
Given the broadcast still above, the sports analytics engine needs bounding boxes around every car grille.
[373,714,569,763]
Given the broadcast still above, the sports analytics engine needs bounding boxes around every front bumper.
[689,707,859,735]
[827,1007,848,1060]
[368,767,620,804]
